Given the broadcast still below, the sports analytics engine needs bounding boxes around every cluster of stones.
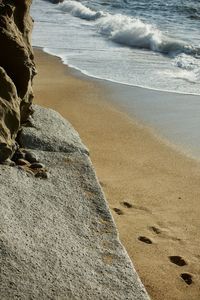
[3,148,48,179]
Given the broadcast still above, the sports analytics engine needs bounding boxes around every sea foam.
[58,1,199,58]
[58,0,105,20]
[97,14,199,57]
[174,53,200,82]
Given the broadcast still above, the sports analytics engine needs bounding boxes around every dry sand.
[33,48,200,300]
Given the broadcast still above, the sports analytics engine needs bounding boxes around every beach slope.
[34,48,200,300]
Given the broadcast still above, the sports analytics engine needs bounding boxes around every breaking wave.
[58,0,106,20]
[97,14,200,57]
[58,0,200,58]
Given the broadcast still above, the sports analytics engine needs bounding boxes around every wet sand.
[33,48,200,300]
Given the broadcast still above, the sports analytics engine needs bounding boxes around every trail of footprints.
[112,201,193,286]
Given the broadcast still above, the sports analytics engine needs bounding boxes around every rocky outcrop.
[0,0,35,162]
[0,105,150,300]
[0,2,150,298]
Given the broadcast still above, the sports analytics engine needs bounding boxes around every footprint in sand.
[169,256,187,267]
[135,205,152,213]
[180,273,193,285]
[138,236,153,244]
[121,201,151,213]
[121,201,133,208]
[149,226,161,235]
[149,225,183,242]
[113,208,124,215]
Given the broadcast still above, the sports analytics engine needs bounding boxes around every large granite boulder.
[0,0,35,162]
[0,105,150,299]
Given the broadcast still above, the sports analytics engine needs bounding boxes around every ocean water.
[31,0,200,95]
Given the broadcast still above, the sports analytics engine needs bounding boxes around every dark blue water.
[82,0,200,53]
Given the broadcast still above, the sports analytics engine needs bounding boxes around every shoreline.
[33,47,200,300]
[38,47,200,162]
[43,47,200,97]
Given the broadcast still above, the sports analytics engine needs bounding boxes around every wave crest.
[98,14,163,51]
[98,14,199,56]
[58,0,105,20]
[57,1,199,57]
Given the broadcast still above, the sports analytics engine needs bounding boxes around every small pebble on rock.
[16,159,30,166]
[9,160,16,167]
[26,169,35,176]
[25,151,38,163]
[31,162,45,169]
[12,150,25,161]
[2,159,16,166]
[17,166,25,171]
[35,170,49,179]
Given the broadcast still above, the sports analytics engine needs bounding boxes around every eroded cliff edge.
[0,0,35,162]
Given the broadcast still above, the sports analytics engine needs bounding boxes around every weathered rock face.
[0,105,150,300]
[0,0,35,162]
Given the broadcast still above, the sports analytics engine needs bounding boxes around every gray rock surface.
[19,105,89,155]
[0,105,150,300]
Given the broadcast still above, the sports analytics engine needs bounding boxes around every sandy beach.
[33,48,200,300]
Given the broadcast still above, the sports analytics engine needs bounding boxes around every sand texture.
[34,48,200,300]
